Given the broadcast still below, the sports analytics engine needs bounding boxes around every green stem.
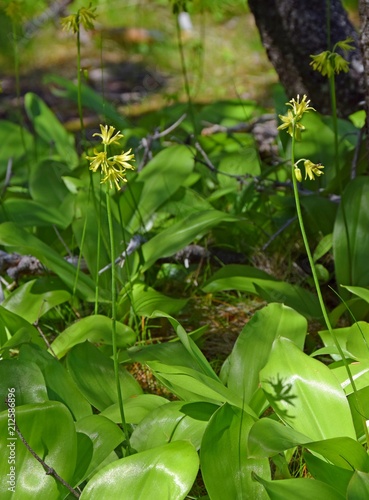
[329,74,352,285]
[175,14,198,136]
[105,185,132,455]
[76,24,85,142]
[291,130,369,447]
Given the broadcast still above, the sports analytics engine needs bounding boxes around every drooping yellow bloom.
[86,125,135,189]
[304,160,324,180]
[61,4,96,33]
[278,95,314,141]
[93,125,124,146]
[310,37,354,77]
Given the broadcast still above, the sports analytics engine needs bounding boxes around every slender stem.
[76,24,85,142]
[291,129,369,447]
[105,185,132,455]
[175,14,198,135]
[329,74,352,285]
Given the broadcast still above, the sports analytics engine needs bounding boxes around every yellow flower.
[278,95,314,141]
[336,37,354,52]
[87,124,135,189]
[93,125,124,146]
[304,160,324,180]
[294,166,302,182]
[310,51,332,77]
[332,54,350,74]
[61,14,79,33]
[111,150,135,170]
[78,5,96,31]
[287,94,315,120]
[86,150,109,175]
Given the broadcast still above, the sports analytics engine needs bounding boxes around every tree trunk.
[248,0,364,117]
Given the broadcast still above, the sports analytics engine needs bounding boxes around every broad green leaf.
[80,441,199,500]
[24,92,78,168]
[0,359,48,411]
[150,312,219,381]
[333,177,369,293]
[347,471,369,499]
[29,159,71,206]
[147,361,256,417]
[318,321,369,362]
[225,303,307,409]
[201,403,269,500]
[19,344,92,421]
[101,394,169,424]
[253,474,345,500]
[126,145,194,232]
[0,198,72,228]
[260,337,356,440]
[0,401,77,499]
[0,121,33,172]
[50,314,136,358]
[67,342,142,411]
[139,210,237,273]
[0,222,97,300]
[119,284,187,316]
[304,452,353,494]
[2,277,71,324]
[74,414,124,485]
[130,401,215,452]
[248,418,369,471]
[0,306,41,351]
[203,265,321,319]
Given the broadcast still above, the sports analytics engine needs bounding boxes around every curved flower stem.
[105,184,132,455]
[290,130,369,447]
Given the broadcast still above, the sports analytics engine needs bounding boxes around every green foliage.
[1,2,369,496]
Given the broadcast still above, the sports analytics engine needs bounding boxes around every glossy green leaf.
[120,283,187,316]
[139,210,236,273]
[248,418,369,471]
[0,359,48,411]
[333,177,369,292]
[260,337,356,440]
[347,471,369,499]
[203,265,321,319]
[2,278,71,324]
[0,401,77,499]
[126,145,194,232]
[67,342,142,411]
[0,198,72,228]
[130,401,216,452]
[313,233,333,262]
[0,306,41,351]
[24,92,78,168]
[0,222,97,300]
[148,360,255,416]
[225,303,307,409]
[74,414,124,485]
[303,452,353,494]
[201,403,269,500]
[253,474,345,500]
[342,285,369,304]
[0,121,33,170]
[80,441,199,500]
[101,394,169,424]
[29,159,71,206]
[50,314,136,359]
[19,343,92,421]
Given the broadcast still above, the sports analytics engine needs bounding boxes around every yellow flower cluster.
[310,37,354,77]
[61,4,96,33]
[86,125,135,190]
[278,94,315,141]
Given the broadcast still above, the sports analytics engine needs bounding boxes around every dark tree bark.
[359,0,369,139]
[248,0,364,117]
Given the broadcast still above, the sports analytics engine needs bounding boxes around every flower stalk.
[279,97,369,447]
